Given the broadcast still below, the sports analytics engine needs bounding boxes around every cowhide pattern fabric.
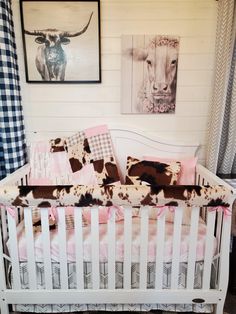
[93,157,120,186]
[50,138,67,152]
[67,139,92,172]
[48,127,121,186]
[0,185,231,208]
[125,156,181,185]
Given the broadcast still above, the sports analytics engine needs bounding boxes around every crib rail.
[0,184,232,209]
[0,164,30,187]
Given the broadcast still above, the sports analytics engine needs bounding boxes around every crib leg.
[214,299,225,314]
[0,301,9,314]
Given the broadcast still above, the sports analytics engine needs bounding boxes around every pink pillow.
[143,156,197,185]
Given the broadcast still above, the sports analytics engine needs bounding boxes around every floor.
[154,292,236,314]
[224,291,236,314]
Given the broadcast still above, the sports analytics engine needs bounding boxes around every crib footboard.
[0,168,234,314]
[0,205,232,313]
[0,206,232,303]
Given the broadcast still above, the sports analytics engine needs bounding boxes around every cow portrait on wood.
[121,35,180,114]
[20,0,101,83]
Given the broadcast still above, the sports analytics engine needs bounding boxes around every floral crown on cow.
[150,36,179,49]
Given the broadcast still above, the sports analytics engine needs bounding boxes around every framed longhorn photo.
[20,0,101,83]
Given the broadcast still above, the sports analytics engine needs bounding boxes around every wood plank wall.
[12,0,217,164]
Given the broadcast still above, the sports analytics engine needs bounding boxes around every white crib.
[0,127,234,314]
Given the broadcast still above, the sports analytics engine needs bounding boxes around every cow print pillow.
[125,156,181,185]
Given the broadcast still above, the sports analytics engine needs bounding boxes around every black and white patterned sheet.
[12,261,215,313]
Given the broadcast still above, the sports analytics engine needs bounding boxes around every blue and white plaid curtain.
[0,0,26,179]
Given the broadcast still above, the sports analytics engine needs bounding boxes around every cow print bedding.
[125,156,181,185]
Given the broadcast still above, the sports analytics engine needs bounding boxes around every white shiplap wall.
[12,0,217,164]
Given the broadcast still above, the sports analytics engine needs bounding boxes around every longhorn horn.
[61,12,93,38]
[24,30,45,36]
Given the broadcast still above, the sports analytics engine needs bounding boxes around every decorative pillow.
[93,157,120,185]
[125,156,181,185]
[50,137,67,152]
[143,156,197,185]
[50,125,121,186]
[29,141,73,185]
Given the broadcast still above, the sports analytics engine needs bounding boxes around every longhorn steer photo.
[24,12,93,81]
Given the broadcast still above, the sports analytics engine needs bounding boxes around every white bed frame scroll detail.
[0,127,234,314]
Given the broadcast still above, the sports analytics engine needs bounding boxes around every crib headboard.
[109,127,199,177]
[27,126,199,182]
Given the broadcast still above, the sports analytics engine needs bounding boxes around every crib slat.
[124,206,132,289]
[139,206,149,289]
[0,213,6,290]
[217,209,231,292]
[74,207,84,289]
[108,206,116,290]
[24,207,37,289]
[197,174,200,185]
[187,207,200,289]
[7,209,21,289]
[171,207,183,290]
[215,210,223,283]
[155,211,166,290]
[1,207,8,253]
[57,207,68,289]
[41,208,53,290]
[216,211,223,254]
[203,209,216,289]
[91,206,100,289]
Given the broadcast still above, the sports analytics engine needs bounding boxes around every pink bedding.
[11,217,215,264]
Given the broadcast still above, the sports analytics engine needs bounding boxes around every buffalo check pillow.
[125,156,181,185]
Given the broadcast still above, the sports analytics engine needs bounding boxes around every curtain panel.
[0,0,26,179]
[217,41,236,174]
[206,0,236,175]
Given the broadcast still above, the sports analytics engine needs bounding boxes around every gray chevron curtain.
[206,0,236,175]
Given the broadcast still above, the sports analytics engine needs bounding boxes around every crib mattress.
[11,217,213,263]
[12,260,214,313]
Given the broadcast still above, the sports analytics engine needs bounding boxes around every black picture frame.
[20,0,101,83]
